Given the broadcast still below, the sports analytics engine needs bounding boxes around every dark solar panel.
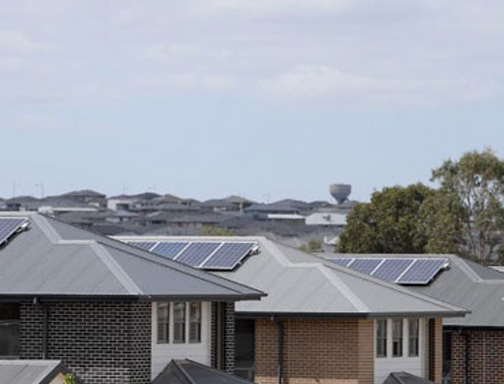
[348,258,383,274]
[175,242,222,267]
[372,259,415,282]
[0,218,27,246]
[202,242,255,269]
[128,241,156,251]
[330,258,354,267]
[397,259,448,284]
[151,242,188,259]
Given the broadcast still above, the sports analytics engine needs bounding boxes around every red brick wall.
[254,318,374,384]
[424,318,443,384]
[451,329,504,384]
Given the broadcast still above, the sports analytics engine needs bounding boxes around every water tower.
[329,184,351,204]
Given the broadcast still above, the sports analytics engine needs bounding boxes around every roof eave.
[235,310,469,319]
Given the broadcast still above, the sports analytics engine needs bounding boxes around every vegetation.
[63,374,75,384]
[299,238,324,253]
[338,149,504,264]
[200,226,235,236]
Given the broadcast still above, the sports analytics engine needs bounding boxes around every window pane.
[0,304,20,357]
[157,303,169,344]
[189,302,201,343]
[376,319,387,358]
[392,319,403,357]
[408,319,419,357]
[174,302,186,344]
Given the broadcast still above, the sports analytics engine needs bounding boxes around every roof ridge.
[89,242,141,295]
[96,240,264,297]
[173,360,198,384]
[32,362,63,384]
[272,242,469,314]
[318,266,369,312]
[181,359,256,384]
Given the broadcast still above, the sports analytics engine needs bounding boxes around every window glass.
[189,302,202,343]
[408,319,419,357]
[0,304,20,357]
[376,319,387,358]
[173,302,186,344]
[392,319,403,357]
[157,303,169,344]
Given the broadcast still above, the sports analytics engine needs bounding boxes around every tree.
[63,374,75,384]
[338,184,436,253]
[200,226,235,236]
[431,149,504,264]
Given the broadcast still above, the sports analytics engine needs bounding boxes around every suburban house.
[324,253,504,384]
[0,213,264,384]
[117,235,468,384]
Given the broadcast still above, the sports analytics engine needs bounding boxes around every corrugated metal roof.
[152,360,254,384]
[0,213,264,301]
[328,253,504,328]
[118,235,467,318]
[0,360,70,384]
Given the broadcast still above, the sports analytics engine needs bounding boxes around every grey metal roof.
[118,236,467,318]
[328,253,504,328]
[152,360,254,384]
[0,360,76,384]
[382,372,435,384]
[0,213,263,301]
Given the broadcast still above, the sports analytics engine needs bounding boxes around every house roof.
[0,213,264,301]
[0,360,78,384]
[117,235,467,318]
[62,190,106,198]
[328,253,504,328]
[152,360,254,384]
[382,372,436,384]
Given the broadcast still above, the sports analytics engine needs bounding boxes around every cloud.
[258,65,501,106]
[0,29,55,55]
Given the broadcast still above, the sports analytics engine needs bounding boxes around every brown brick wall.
[424,318,443,384]
[450,329,504,384]
[254,318,374,384]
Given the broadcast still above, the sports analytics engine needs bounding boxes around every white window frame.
[156,302,203,345]
[376,319,388,358]
[408,318,420,357]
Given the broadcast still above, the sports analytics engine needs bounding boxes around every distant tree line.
[338,149,504,265]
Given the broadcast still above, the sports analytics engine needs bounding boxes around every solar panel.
[348,258,383,274]
[175,242,221,266]
[372,259,415,282]
[330,258,354,267]
[128,241,156,251]
[151,242,189,259]
[0,218,27,246]
[202,242,255,270]
[397,259,448,284]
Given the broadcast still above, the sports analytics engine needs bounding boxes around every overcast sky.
[1,1,503,202]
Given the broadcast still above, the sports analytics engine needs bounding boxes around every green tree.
[431,149,504,264]
[200,226,235,236]
[338,184,435,253]
[63,374,75,384]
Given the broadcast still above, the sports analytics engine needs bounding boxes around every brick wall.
[424,318,443,384]
[254,318,374,384]
[450,329,504,384]
[19,301,152,384]
[210,302,236,374]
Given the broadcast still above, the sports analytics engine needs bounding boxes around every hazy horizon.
[1,1,503,202]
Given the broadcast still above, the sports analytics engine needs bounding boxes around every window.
[173,302,186,344]
[376,319,387,358]
[392,319,403,357]
[189,302,201,343]
[0,304,19,357]
[157,303,170,344]
[408,319,419,357]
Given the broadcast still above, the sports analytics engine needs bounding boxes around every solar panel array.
[127,240,258,270]
[0,218,28,246]
[330,257,448,285]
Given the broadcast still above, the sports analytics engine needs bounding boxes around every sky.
[1,1,503,203]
